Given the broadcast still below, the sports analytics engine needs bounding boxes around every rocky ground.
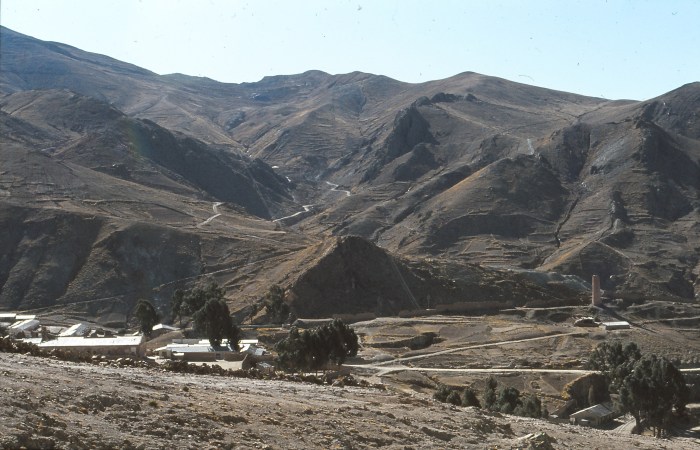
[2,351,699,450]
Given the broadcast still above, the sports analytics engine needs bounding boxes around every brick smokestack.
[591,274,602,306]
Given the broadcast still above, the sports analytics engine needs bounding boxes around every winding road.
[325,181,351,197]
[197,202,223,228]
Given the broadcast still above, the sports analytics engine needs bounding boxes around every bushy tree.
[275,319,359,372]
[496,386,521,414]
[480,377,544,418]
[133,299,159,336]
[619,355,688,437]
[587,341,688,437]
[461,387,481,408]
[434,385,481,408]
[192,298,240,348]
[482,376,498,410]
[587,341,641,390]
[514,394,544,418]
[171,289,185,328]
[262,284,289,324]
[172,283,239,348]
[433,384,453,403]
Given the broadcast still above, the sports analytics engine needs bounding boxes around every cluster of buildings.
[1,312,267,363]
[1,312,146,357]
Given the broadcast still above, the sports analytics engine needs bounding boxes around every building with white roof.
[59,323,89,337]
[8,319,40,337]
[150,323,180,338]
[0,313,17,322]
[39,335,145,357]
[602,321,630,330]
[155,339,240,361]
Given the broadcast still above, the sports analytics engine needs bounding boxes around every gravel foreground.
[1,352,698,449]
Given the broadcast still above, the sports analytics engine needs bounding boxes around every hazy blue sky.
[1,0,698,100]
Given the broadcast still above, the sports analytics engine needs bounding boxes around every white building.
[155,339,239,361]
[603,321,630,330]
[569,403,618,427]
[39,335,145,357]
[8,319,40,337]
[59,323,89,337]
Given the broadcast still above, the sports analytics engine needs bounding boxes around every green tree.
[275,320,359,372]
[133,299,159,336]
[496,386,521,414]
[171,289,185,328]
[192,298,240,348]
[262,284,289,324]
[326,319,359,365]
[587,341,641,391]
[461,387,481,408]
[446,390,462,406]
[482,376,498,410]
[433,384,453,403]
[514,394,543,418]
[619,355,688,437]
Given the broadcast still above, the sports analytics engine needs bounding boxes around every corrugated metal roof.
[9,319,40,331]
[570,403,615,418]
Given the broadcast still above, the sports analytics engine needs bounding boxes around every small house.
[602,321,630,331]
[569,402,618,427]
[154,339,240,361]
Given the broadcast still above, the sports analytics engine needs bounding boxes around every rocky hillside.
[1,26,698,318]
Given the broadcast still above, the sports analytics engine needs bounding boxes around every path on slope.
[197,201,223,227]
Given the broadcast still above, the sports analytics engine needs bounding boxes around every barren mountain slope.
[1,26,699,317]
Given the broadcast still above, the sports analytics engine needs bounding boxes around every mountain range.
[1,26,698,323]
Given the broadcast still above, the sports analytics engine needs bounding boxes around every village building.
[8,319,40,337]
[239,339,267,356]
[569,402,618,427]
[59,323,90,337]
[154,339,241,361]
[0,313,17,322]
[15,314,37,321]
[38,335,145,357]
[602,321,631,331]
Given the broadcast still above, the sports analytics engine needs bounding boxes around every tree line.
[434,377,546,419]
[275,319,359,372]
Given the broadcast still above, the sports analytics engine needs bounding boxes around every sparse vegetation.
[479,377,545,418]
[433,384,481,408]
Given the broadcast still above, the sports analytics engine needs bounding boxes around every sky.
[1,0,698,100]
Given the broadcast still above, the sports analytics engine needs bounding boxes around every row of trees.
[587,341,688,437]
[433,377,546,418]
[276,319,359,372]
[132,282,240,348]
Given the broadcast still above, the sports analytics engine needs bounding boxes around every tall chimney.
[591,274,602,306]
